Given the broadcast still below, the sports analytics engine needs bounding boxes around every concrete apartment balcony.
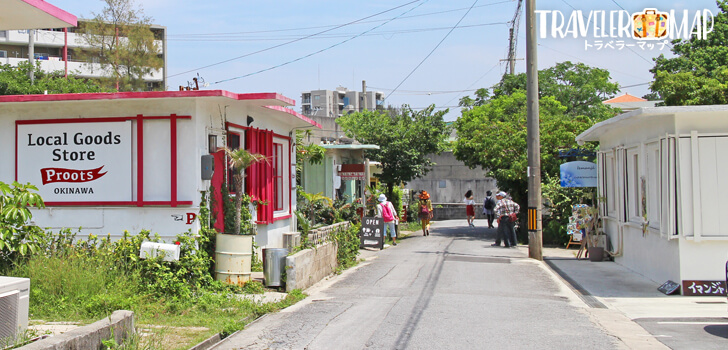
[1,30,163,53]
[1,57,162,82]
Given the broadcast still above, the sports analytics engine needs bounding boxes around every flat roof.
[0,89,322,129]
[576,105,728,143]
[1,0,77,30]
[321,144,380,150]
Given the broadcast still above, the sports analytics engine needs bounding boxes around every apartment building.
[0,21,166,90]
[301,87,384,119]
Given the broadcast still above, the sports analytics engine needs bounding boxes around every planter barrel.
[215,233,253,285]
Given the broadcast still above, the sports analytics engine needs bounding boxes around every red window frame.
[273,143,284,211]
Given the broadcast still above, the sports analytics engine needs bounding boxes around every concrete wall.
[20,310,134,350]
[285,241,338,292]
[407,151,497,204]
[429,204,484,221]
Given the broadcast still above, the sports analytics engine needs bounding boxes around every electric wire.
[166,22,509,42]
[211,0,431,85]
[560,0,577,11]
[168,0,514,39]
[385,0,480,101]
[169,0,422,79]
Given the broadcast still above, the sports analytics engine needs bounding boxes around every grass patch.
[3,229,307,350]
[402,221,423,233]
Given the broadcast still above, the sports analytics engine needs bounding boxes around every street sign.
[360,216,384,250]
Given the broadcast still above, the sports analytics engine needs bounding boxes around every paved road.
[213,220,625,349]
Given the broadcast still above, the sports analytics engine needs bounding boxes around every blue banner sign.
[560,161,597,188]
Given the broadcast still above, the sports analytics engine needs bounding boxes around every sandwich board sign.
[360,216,384,249]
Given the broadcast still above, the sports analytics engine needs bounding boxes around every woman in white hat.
[376,194,399,246]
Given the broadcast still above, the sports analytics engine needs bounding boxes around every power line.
[168,0,514,38]
[560,0,576,11]
[441,61,502,107]
[385,0,480,101]
[212,1,431,85]
[169,0,423,79]
[166,22,508,42]
[610,0,626,11]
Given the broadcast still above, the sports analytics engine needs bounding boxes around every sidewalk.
[541,246,727,320]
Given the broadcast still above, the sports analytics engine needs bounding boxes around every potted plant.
[214,147,267,285]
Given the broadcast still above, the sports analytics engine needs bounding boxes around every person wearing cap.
[417,190,434,236]
[376,194,399,246]
[492,191,520,248]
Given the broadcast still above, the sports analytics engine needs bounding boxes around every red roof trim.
[264,105,322,129]
[0,90,295,105]
[22,0,77,27]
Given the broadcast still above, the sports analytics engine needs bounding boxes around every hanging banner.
[560,161,597,188]
[17,121,133,202]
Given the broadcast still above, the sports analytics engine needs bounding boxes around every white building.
[0,20,166,90]
[576,105,728,293]
[0,90,320,249]
[301,86,384,119]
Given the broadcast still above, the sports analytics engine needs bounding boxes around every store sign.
[17,121,133,202]
[560,161,597,188]
[339,163,365,180]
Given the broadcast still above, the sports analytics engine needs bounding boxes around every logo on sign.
[41,166,107,185]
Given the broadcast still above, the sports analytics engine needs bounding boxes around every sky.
[49,0,722,121]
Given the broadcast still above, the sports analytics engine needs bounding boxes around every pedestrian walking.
[464,190,475,227]
[376,194,399,246]
[417,190,433,236]
[482,190,496,228]
[491,191,520,248]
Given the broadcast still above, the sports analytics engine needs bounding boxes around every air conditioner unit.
[0,276,30,344]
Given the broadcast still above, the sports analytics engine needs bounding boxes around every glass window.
[273,143,284,211]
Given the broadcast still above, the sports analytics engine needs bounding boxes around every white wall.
[590,108,728,285]
[2,95,300,245]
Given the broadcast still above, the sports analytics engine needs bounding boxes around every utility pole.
[500,0,523,75]
[362,80,367,112]
[28,29,35,83]
[526,0,542,260]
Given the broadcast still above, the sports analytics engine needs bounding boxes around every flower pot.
[215,233,253,285]
[588,247,605,262]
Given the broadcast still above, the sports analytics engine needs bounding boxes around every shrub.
[335,223,361,271]
[0,181,46,271]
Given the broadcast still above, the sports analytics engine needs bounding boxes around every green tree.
[78,0,164,91]
[463,61,620,120]
[336,105,451,198]
[453,92,596,241]
[0,61,107,95]
[650,0,728,105]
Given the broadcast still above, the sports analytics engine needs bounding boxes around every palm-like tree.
[221,147,268,235]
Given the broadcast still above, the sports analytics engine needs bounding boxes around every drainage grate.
[445,256,510,264]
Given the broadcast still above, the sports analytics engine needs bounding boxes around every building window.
[273,143,284,211]
[626,148,640,221]
[439,180,446,188]
[604,152,617,217]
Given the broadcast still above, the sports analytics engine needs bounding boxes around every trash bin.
[263,248,288,287]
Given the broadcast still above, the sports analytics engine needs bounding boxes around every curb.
[19,310,134,350]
